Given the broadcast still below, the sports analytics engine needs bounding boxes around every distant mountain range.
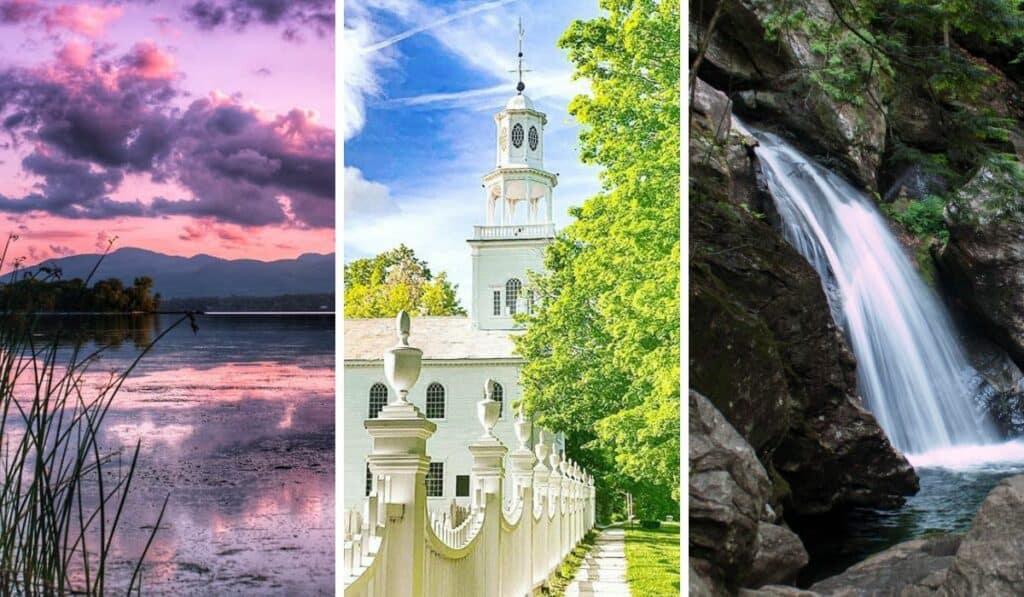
[4,248,335,299]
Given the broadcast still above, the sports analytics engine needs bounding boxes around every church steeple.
[467,22,558,331]
[477,21,557,233]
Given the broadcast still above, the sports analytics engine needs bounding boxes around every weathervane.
[509,17,530,95]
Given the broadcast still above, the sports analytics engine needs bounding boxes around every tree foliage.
[514,0,680,519]
[344,245,465,318]
[0,276,161,313]
[764,0,1024,200]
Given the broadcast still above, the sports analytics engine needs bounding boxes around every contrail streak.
[358,0,516,54]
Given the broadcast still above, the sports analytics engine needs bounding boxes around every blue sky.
[343,0,602,306]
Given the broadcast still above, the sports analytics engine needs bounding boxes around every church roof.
[344,316,522,361]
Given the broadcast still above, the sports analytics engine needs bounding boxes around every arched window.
[493,382,504,418]
[511,123,524,148]
[505,278,522,315]
[369,383,388,419]
[426,382,445,419]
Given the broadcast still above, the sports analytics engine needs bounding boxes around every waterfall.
[749,127,997,454]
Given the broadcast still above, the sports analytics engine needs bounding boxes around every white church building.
[343,63,565,509]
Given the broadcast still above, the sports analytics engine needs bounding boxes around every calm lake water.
[35,313,334,595]
[795,460,1024,586]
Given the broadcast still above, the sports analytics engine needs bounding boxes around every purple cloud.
[0,41,334,228]
[183,0,332,40]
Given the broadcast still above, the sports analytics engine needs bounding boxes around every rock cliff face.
[690,77,918,519]
[939,169,1024,369]
[691,0,886,191]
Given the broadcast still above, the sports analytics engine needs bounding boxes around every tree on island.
[514,0,680,521]
[0,276,161,313]
[344,245,465,318]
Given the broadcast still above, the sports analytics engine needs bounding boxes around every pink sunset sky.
[0,0,334,270]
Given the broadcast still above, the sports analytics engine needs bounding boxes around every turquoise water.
[795,462,1024,585]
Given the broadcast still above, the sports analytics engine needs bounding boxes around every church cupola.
[478,19,557,235]
[468,20,557,331]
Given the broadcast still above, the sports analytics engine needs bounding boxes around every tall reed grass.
[0,234,191,594]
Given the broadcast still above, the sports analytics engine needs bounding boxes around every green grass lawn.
[625,522,680,596]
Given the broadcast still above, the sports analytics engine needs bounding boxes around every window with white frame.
[526,289,535,314]
[493,382,504,417]
[365,463,373,496]
[426,382,445,419]
[505,278,522,315]
[368,382,388,419]
[493,290,501,316]
[427,462,444,497]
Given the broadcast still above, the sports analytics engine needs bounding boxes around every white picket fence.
[342,312,596,597]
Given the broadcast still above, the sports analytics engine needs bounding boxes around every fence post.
[469,379,508,596]
[532,430,551,589]
[509,411,536,592]
[364,312,435,597]
[548,448,563,573]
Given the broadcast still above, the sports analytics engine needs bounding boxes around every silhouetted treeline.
[160,293,333,312]
[0,277,161,313]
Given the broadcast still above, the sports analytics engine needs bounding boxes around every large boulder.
[690,390,809,591]
[941,475,1024,595]
[747,522,810,588]
[938,167,1024,370]
[808,533,962,596]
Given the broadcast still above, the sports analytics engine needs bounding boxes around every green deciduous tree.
[514,0,680,520]
[344,245,465,318]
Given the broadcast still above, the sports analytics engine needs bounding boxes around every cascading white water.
[750,127,998,454]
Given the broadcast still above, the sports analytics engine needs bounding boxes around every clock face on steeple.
[512,123,524,148]
[528,126,538,151]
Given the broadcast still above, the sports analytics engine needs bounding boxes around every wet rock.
[941,475,1024,595]
[740,586,821,596]
[809,533,962,596]
[691,557,733,597]
[690,77,762,211]
[938,166,1024,372]
[689,390,775,585]
[747,522,810,588]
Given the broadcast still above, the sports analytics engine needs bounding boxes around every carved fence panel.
[342,313,597,597]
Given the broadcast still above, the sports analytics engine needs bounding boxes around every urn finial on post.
[513,403,532,451]
[477,378,501,439]
[384,310,422,405]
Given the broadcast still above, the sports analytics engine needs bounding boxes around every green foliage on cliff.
[883,195,949,243]
[344,245,465,318]
[514,0,680,520]
[765,0,1024,190]
[0,276,161,313]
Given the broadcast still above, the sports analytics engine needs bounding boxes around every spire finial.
[510,17,529,95]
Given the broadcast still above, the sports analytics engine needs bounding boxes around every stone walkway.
[565,527,631,596]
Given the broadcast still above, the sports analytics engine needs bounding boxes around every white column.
[500,179,508,226]
[546,186,553,226]
[525,178,533,224]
